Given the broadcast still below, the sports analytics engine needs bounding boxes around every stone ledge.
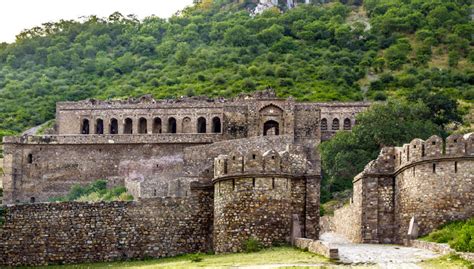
[294,238,339,260]
[408,240,474,263]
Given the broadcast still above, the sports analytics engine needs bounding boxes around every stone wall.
[0,189,213,267]
[329,134,474,244]
[213,176,306,252]
[2,142,198,204]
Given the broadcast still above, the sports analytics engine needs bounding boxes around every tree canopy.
[0,0,472,134]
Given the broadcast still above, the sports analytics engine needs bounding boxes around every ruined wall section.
[212,148,319,253]
[0,189,213,267]
[331,134,474,244]
[1,139,202,204]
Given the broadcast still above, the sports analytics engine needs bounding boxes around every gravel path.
[321,233,440,268]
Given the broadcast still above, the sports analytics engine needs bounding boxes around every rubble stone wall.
[330,134,474,244]
[0,190,213,267]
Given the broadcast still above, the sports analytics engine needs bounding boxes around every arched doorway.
[212,117,221,133]
[110,118,118,134]
[153,117,162,133]
[168,117,177,133]
[138,118,147,134]
[81,119,90,134]
[197,117,207,133]
[124,118,133,134]
[263,120,279,136]
[96,119,104,134]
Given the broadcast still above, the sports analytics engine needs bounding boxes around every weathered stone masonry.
[0,90,369,266]
[0,187,213,266]
[330,134,474,244]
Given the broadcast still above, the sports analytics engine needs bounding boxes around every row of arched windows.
[320,118,352,131]
[80,116,222,135]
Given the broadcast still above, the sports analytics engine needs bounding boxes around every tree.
[320,100,441,200]
[224,25,251,46]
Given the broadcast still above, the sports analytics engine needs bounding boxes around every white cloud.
[0,0,194,43]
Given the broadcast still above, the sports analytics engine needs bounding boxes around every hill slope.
[0,0,472,134]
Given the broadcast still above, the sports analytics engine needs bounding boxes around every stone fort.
[0,89,472,266]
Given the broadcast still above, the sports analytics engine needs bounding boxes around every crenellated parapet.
[355,133,474,181]
[213,145,312,181]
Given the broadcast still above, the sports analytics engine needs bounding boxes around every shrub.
[422,217,474,252]
[51,180,133,202]
[188,253,203,262]
[244,237,262,253]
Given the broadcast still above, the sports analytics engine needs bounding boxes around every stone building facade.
[0,89,369,265]
[328,134,474,244]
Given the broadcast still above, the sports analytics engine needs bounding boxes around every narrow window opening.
[232,179,235,191]
[432,163,436,173]
[197,117,207,133]
[110,118,118,134]
[252,178,256,187]
[138,117,147,134]
[154,189,157,197]
[223,160,228,174]
[332,118,340,130]
[272,178,275,189]
[454,139,457,143]
[153,117,162,133]
[454,162,458,173]
[252,154,256,160]
[343,118,351,130]
[271,156,275,160]
[321,118,327,131]
[81,119,90,134]
[30,197,35,203]
[432,141,436,145]
[124,118,133,134]
[96,119,104,134]
[168,117,177,133]
[413,167,415,176]
[422,144,425,157]
[212,117,221,133]
[27,154,33,164]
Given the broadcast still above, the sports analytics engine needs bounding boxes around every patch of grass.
[25,246,330,269]
[244,237,263,253]
[419,254,473,269]
[420,217,474,252]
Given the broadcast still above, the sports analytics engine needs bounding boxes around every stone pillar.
[103,117,110,135]
[305,175,320,239]
[132,118,139,134]
[118,118,124,134]
[147,117,153,134]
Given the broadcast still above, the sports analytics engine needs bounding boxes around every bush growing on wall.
[50,180,133,202]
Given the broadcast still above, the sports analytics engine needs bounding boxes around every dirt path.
[320,233,439,268]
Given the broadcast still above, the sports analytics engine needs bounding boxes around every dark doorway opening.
[81,119,90,134]
[96,119,104,134]
[168,117,177,133]
[197,117,207,133]
[263,120,279,136]
[110,118,118,134]
[212,117,221,133]
[124,118,133,134]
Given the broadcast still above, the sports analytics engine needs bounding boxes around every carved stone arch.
[259,103,284,136]
[343,118,351,130]
[197,117,207,133]
[332,118,340,130]
[321,118,328,131]
[81,118,90,134]
[95,118,104,134]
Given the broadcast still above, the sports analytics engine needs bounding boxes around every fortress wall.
[2,142,198,204]
[394,159,474,243]
[213,176,305,253]
[331,134,474,243]
[0,189,213,267]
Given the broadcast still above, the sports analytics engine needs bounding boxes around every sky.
[0,0,194,43]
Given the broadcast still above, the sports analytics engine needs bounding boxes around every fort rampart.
[329,134,474,244]
[0,188,213,267]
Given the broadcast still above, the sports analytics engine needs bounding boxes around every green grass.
[419,254,473,269]
[420,217,474,252]
[24,247,331,269]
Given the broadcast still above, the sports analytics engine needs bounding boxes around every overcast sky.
[0,0,194,43]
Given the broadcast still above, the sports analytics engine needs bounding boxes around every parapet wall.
[0,189,213,267]
[331,133,474,244]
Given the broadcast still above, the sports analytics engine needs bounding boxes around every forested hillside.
[0,0,472,136]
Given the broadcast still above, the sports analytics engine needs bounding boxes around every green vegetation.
[421,217,474,253]
[0,0,471,135]
[319,99,442,201]
[419,254,473,269]
[50,179,133,202]
[27,246,330,269]
[244,237,263,253]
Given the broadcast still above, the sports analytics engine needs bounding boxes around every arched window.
[168,117,177,133]
[332,118,340,130]
[96,119,104,134]
[321,118,328,130]
[343,118,351,130]
[263,120,279,136]
[212,117,221,133]
[110,118,118,134]
[138,117,147,134]
[81,119,90,134]
[153,117,162,133]
[124,118,133,134]
[197,117,207,133]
